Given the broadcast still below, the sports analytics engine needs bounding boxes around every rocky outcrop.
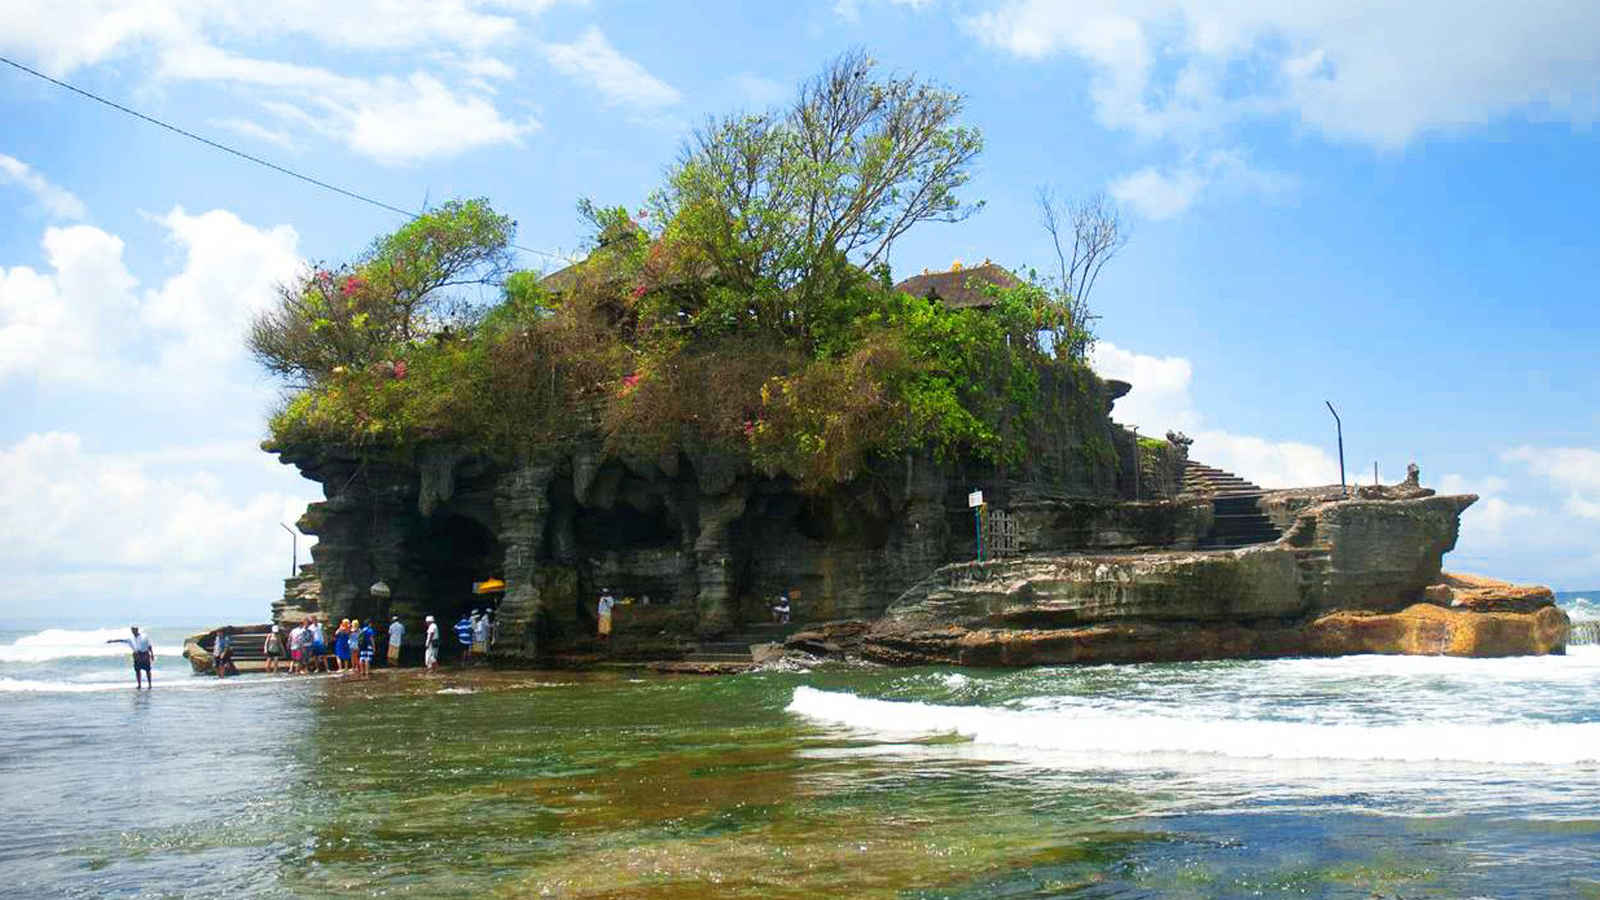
[863,489,1567,665]
[271,565,322,625]
[1306,603,1568,657]
[1423,572,1557,613]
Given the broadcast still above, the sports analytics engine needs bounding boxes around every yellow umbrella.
[472,578,506,594]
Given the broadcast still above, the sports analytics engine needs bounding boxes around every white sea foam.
[787,684,1600,766]
[0,628,180,663]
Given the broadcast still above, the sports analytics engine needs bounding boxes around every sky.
[2,0,1598,623]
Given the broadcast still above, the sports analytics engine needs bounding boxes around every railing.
[1571,621,1600,646]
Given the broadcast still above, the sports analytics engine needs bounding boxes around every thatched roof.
[894,262,1020,310]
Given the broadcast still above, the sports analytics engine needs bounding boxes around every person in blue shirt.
[454,613,473,664]
[354,619,377,678]
[212,627,234,678]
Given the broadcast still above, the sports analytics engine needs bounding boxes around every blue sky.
[2,0,1598,622]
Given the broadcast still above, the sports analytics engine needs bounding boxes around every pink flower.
[630,284,648,301]
[341,275,366,296]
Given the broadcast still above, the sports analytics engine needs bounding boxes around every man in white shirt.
[387,616,405,667]
[423,615,440,670]
[106,625,155,689]
[472,610,491,657]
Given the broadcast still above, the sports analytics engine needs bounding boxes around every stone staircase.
[683,622,803,663]
[1182,461,1283,549]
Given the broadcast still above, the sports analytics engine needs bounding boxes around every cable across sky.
[0,53,566,262]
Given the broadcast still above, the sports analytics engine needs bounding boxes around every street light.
[1325,401,1346,495]
[279,522,298,576]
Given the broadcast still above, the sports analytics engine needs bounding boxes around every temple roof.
[893,262,1020,310]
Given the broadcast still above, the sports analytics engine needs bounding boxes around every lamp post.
[1325,401,1346,495]
[279,522,297,576]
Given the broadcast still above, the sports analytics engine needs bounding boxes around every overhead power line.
[0,53,565,261]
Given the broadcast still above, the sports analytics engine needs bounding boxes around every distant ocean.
[3,598,1597,896]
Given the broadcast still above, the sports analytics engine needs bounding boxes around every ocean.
[3,599,1597,898]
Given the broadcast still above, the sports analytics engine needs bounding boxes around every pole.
[1325,401,1346,495]
[974,505,984,562]
[279,522,297,576]
[1131,425,1139,501]
[1374,461,1379,486]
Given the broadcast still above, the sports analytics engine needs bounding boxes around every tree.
[650,50,984,340]
[249,199,514,384]
[1036,189,1127,359]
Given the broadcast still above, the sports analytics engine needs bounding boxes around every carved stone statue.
[1405,462,1420,487]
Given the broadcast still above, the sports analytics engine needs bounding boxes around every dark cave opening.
[403,513,503,658]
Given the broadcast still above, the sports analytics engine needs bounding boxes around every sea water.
[3,602,1598,897]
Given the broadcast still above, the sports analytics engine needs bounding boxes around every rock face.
[864,491,1568,665]
[1305,603,1569,658]
[269,370,1176,663]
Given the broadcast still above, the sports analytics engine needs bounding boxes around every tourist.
[212,627,233,678]
[356,619,376,677]
[472,608,491,659]
[105,625,155,689]
[423,615,440,670]
[333,619,351,673]
[455,612,474,663]
[288,622,305,673]
[597,590,615,642]
[387,615,404,667]
[309,618,327,672]
[772,591,791,625]
[263,624,285,674]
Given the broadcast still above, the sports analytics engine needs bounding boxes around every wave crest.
[787,686,1600,766]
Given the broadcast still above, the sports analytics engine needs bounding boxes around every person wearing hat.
[106,625,155,689]
[263,624,285,674]
[423,615,440,670]
[386,615,405,667]
[471,608,491,659]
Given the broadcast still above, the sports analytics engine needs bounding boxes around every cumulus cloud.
[0,207,301,385]
[160,44,535,166]
[961,0,1600,149]
[1503,446,1600,521]
[1089,340,1339,488]
[541,27,681,112]
[0,0,558,165]
[0,431,317,617]
[0,154,88,220]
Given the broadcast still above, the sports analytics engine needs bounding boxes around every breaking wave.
[787,683,1600,767]
[0,628,180,663]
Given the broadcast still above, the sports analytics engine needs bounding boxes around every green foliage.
[258,58,1112,494]
[249,199,513,384]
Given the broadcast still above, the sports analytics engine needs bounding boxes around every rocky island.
[253,56,1566,668]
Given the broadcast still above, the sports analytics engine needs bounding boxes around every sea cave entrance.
[402,513,503,660]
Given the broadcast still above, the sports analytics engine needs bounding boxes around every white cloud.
[962,0,1600,149]
[161,44,536,166]
[1090,340,1338,488]
[0,431,318,617]
[0,154,88,220]
[1110,149,1295,219]
[1504,445,1600,523]
[0,207,301,385]
[210,117,296,151]
[0,0,559,165]
[0,225,136,381]
[542,27,681,111]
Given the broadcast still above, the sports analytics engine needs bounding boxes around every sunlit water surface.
[3,610,1599,898]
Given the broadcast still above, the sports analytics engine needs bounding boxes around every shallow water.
[3,610,1599,898]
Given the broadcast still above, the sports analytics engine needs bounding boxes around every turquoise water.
[3,605,1599,897]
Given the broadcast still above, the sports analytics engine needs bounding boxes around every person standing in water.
[356,619,377,678]
[423,615,440,671]
[386,615,404,667]
[106,626,155,689]
[472,609,491,660]
[455,612,474,664]
[263,624,285,674]
[596,591,615,643]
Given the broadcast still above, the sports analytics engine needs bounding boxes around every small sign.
[967,490,984,508]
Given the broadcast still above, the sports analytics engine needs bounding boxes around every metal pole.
[974,506,984,562]
[1325,401,1346,494]
[1374,461,1379,486]
[279,522,297,576]
[1131,425,1139,501]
